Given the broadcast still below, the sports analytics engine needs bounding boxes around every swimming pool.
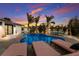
[20,34,64,45]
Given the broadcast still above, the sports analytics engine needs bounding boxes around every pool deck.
[32,41,60,56]
[1,43,27,56]
[0,33,79,56]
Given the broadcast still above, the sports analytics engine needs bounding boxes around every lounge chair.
[32,41,60,56]
[1,43,27,56]
[51,39,76,53]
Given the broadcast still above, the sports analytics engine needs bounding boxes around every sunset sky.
[0,3,79,25]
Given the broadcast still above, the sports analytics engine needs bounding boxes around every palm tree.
[50,21,55,31]
[45,15,54,27]
[45,15,54,34]
[34,16,40,33]
[51,21,55,25]
[27,13,34,31]
[51,21,55,27]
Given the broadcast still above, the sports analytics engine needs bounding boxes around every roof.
[0,18,22,26]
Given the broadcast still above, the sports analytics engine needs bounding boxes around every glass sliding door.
[8,25,13,35]
[5,25,13,35]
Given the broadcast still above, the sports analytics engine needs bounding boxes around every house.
[0,18,23,38]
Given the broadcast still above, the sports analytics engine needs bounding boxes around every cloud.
[31,8,43,14]
[16,7,21,12]
[28,3,47,9]
[12,18,27,25]
[54,8,71,15]
[53,4,79,15]
[39,15,46,23]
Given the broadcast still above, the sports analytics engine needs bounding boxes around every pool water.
[20,34,64,45]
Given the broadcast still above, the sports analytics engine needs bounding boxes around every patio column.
[2,21,5,27]
[2,21,6,36]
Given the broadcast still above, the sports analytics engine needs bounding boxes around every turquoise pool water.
[20,34,64,45]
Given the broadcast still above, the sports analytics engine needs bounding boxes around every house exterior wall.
[13,25,22,35]
[0,20,22,38]
[23,27,28,33]
[0,21,5,38]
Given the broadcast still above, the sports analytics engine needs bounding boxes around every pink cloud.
[28,3,48,9]
[16,7,21,12]
[39,15,46,23]
[53,4,79,15]
[30,8,43,15]
[12,18,27,25]
[54,7,71,15]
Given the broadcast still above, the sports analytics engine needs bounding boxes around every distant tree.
[55,25,60,31]
[38,23,46,34]
[50,21,55,31]
[30,26,36,33]
[38,24,42,33]
[41,23,46,34]
[63,26,67,33]
[68,16,79,36]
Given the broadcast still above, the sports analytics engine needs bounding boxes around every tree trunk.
[28,23,30,33]
[36,23,37,33]
[46,22,49,34]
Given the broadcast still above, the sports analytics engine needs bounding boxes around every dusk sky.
[0,3,79,25]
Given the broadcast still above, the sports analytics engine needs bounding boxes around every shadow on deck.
[27,45,36,56]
